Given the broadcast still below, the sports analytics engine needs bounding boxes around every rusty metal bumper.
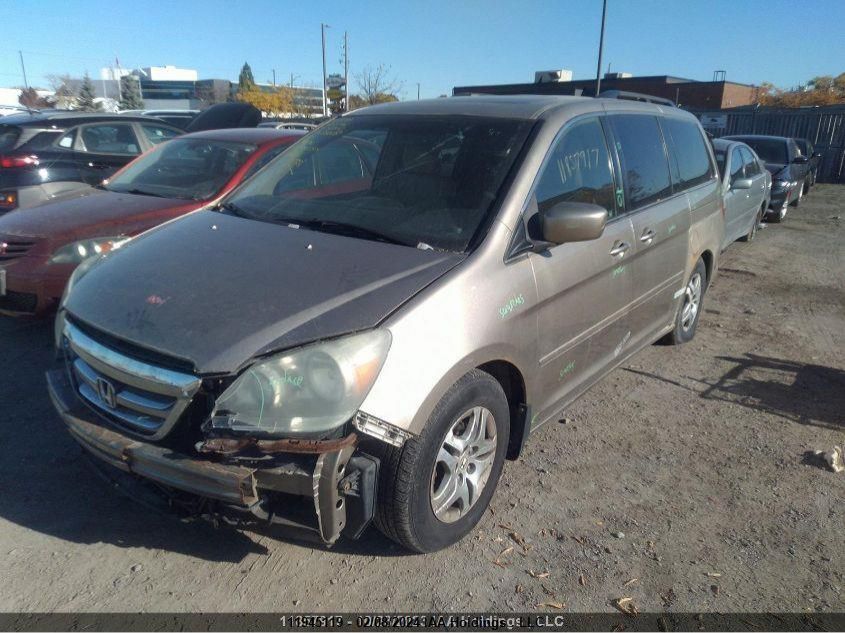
[46,368,379,544]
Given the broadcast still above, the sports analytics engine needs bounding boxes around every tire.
[662,257,707,345]
[739,207,762,242]
[372,369,510,553]
[769,200,787,223]
[790,183,804,207]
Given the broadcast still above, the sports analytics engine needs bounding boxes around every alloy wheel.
[430,406,498,523]
[680,272,702,332]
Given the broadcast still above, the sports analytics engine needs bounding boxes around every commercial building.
[453,72,758,109]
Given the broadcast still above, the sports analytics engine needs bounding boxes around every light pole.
[321,23,330,117]
[417,83,420,100]
[18,50,28,89]
[343,31,349,112]
[594,0,607,97]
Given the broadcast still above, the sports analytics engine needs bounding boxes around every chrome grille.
[64,321,201,438]
[0,240,35,262]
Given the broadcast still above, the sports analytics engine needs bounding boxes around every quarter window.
[663,118,713,190]
[535,117,616,216]
[140,124,180,146]
[610,115,672,210]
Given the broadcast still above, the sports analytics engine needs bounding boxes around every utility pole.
[18,50,28,89]
[343,31,349,113]
[417,83,420,100]
[594,0,607,97]
[272,69,276,87]
[321,23,330,117]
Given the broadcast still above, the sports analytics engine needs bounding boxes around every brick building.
[453,74,757,109]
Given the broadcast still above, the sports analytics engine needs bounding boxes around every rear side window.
[535,117,616,216]
[79,123,140,155]
[610,115,672,210]
[0,126,21,152]
[663,118,713,190]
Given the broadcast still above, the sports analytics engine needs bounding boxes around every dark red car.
[0,127,304,315]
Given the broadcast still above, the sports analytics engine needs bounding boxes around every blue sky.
[2,0,843,98]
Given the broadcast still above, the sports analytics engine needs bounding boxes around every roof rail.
[598,90,676,107]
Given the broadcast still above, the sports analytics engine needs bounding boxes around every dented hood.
[65,210,464,374]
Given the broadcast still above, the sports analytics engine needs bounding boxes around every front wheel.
[373,369,510,552]
[790,183,804,207]
[662,257,707,345]
[739,207,763,242]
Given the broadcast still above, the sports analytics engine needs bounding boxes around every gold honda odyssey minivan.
[49,94,723,552]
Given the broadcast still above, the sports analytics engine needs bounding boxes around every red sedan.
[0,127,304,316]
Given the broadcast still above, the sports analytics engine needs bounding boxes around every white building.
[141,66,198,81]
[99,67,133,81]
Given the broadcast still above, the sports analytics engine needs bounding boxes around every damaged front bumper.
[46,368,379,545]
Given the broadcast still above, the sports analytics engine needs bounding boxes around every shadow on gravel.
[0,318,407,561]
[697,353,845,430]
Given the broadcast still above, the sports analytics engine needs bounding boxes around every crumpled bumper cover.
[46,368,378,544]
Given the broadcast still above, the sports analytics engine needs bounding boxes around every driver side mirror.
[812,151,823,159]
[540,201,608,245]
[731,177,753,190]
[792,155,808,164]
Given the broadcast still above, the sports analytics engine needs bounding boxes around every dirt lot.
[0,185,842,615]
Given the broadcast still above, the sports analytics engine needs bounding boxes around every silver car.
[712,138,771,248]
[48,94,723,552]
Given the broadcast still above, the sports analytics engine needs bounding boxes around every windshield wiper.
[296,219,411,247]
[123,188,167,198]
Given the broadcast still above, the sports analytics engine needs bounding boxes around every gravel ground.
[0,185,842,615]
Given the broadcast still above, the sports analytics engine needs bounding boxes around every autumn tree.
[757,72,845,107]
[46,74,75,109]
[237,86,294,116]
[18,87,50,109]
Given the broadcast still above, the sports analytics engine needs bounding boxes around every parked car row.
[0,93,817,553]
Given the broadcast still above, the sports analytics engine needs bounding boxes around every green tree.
[77,73,102,112]
[118,75,144,110]
[238,62,256,93]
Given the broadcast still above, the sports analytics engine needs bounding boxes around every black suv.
[0,113,182,212]
[794,138,822,189]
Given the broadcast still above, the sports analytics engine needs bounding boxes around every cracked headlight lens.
[210,329,391,437]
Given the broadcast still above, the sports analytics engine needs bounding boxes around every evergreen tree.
[238,62,256,92]
[77,73,102,112]
[118,75,144,110]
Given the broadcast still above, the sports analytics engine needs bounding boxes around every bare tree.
[354,64,403,105]
[46,74,75,109]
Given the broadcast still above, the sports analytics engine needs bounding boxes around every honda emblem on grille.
[96,377,117,409]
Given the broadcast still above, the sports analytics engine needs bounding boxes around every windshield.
[225,114,533,251]
[105,138,257,200]
[735,138,787,164]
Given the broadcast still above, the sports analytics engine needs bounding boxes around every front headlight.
[209,329,391,438]
[48,236,129,265]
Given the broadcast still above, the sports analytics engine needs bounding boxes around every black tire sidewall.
[405,373,510,552]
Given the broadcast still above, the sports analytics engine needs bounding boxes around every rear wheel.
[373,369,509,552]
[662,257,707,345]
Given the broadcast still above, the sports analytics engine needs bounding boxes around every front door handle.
[610,241,630,257]
[640,229,656,244]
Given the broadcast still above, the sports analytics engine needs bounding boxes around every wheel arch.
[477,360,528,460]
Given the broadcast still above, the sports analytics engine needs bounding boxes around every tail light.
[0,155,39,169]
[0,191,17,211]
